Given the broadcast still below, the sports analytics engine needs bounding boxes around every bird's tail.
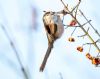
[40,41,54,72]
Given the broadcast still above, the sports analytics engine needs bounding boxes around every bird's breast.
[54,16,64,38]
[55,22,64,38]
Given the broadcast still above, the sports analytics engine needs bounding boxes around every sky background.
[0,0,100,79]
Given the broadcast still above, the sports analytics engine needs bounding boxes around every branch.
[59,72,64,79]
[0,24,28,79]
[79,10,100,38]
[78,27,90,38]
[60,0,100,53]
[83,39,100,46]
[62,1,100,53]
[70,0,81,13]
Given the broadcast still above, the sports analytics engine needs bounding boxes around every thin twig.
[66,20,91,28]
[69,17,91,36]
[83,39,99,46]
[71,27,77,36]
[60,0,69,12]
[82,20,91,27]
[78,27,90,38]
[74,3,79,18]
[0,24,28,79]
[71,0,81,13]
[88,44,91,53]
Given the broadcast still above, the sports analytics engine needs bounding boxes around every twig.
[88,44,91,53]
[66,20,91,28]
[78,27,90,38]
[83,39,100,46]
[83,42,95,46]
[60,0,69,13]
[0,24,28,79]
[79,10,100,38]
[59,72,63,79]
[70,0,81,13]
[82,20,91,27]
[60,0,100,53]
[96,39,100,43]
[61,0,81,14]
[70,19,91,36]
[71,27,77,36]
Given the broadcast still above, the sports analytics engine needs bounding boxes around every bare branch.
[59,72,64,79]
[67,9,100,54]
[71,27,77,36]
[78,27,90,38]
[0,24,28,79]
[83,39,100,46]
[70,0,81,13]
[79,10,100,38]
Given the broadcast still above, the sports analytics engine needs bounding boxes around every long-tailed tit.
[40,11,64,71]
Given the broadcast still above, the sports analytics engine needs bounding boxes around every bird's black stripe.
[54,23,57,34]
[45,24,51,34]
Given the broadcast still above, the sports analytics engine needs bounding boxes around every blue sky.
[0,0,100,79]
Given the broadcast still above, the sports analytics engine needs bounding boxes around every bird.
[40,11,64,71]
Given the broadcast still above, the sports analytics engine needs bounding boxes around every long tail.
[40,41,54,72]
